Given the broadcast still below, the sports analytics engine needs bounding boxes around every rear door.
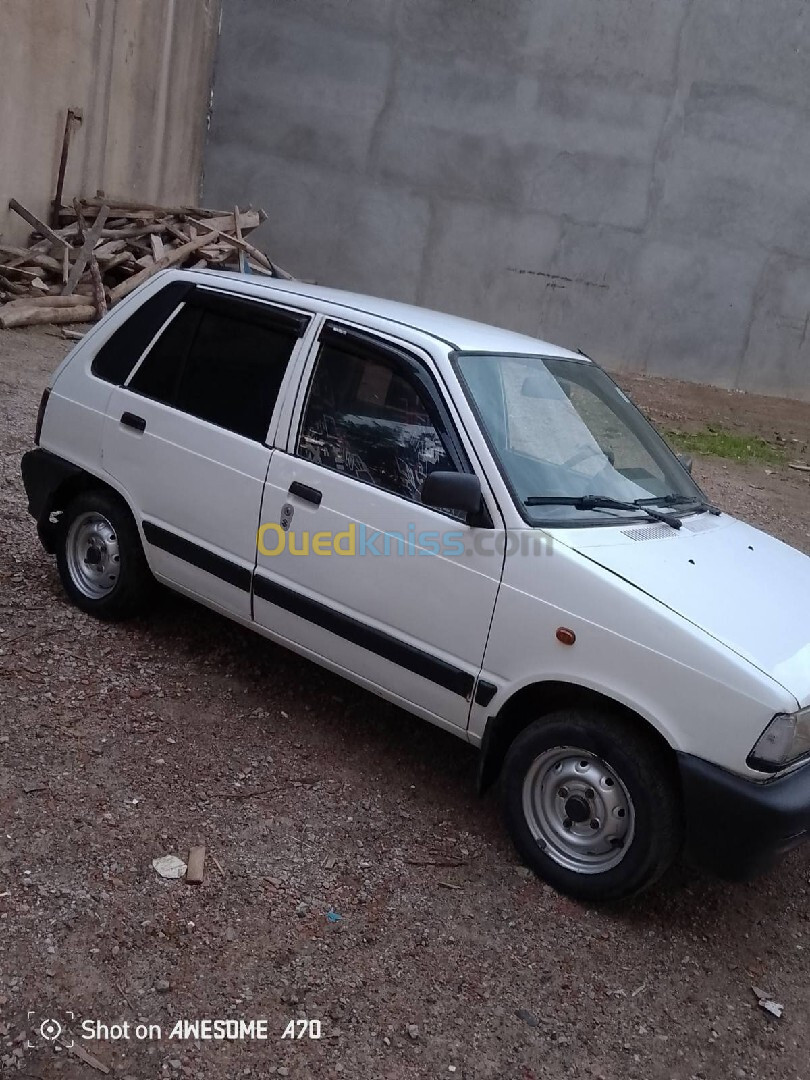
[101,286,311,618]
[253,321,506,734]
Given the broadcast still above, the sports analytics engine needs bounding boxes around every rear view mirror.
[421,471,482,516]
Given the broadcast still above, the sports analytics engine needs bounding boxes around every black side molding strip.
[142,521,251,592]
[474,680,497,707]
[253,571,475,699]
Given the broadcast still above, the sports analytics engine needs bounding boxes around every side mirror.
[421,471,483,516]
[676,452,693,475]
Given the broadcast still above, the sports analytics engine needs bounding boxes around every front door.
[101,288,310,618]
[253,321,505,734]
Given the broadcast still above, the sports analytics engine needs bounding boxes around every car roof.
[184,269,586,361]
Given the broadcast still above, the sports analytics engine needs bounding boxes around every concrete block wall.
[0,0,221,247]
[204,0,810,399]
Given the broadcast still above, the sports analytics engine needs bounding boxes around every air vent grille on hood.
[620,524,678,541]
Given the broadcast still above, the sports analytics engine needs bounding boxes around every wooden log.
[93,240,126,260]
[89,255,107,319]
[0,304,95,329]
[183,209,262,235]
[268,261,294,280]
[98,222,173,240]
[234,205,248,274]
[2,294,92,310]
[81,195,228,217]
[150,234,165,261]
[0,273,26,296]
[109,228,218,302]
[72,197,87,243]
[185,217,273,272]
[102,253,137,274]
[0,246,63,275]
[8,198,68,252]
[63,205,109,295]
[0,264,43,281]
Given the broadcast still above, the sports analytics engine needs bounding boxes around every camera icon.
[25,1010,75,1049]
[40,1018,62,1042]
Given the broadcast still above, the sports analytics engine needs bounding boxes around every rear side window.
[91,281,194,385]
[127,291,307,443]
[175,311,295,441]
[128,305,200,404]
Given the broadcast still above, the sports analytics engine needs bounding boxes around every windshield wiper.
[639,494,721,515]
[524,494,683,529]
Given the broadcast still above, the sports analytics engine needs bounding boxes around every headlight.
[747,706,810,772]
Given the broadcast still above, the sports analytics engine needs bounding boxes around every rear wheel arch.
[36,464,137,552]
[477,681,678,795]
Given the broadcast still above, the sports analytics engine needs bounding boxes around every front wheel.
[55,490,153,619]
[502,709,682,902]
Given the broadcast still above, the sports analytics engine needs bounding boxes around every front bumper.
[678,752,810,880]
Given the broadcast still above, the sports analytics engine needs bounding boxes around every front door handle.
[288,481,322,506]
[121,412,146,433]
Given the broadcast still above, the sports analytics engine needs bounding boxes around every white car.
[21,270,810,901]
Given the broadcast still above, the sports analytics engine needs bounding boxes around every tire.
[55,489,153,619]
[502,708,682,902]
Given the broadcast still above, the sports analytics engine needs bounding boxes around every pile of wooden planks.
[0,195,291,330]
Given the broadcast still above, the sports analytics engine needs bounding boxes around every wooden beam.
[52,108,81,226]
[0,245,62,274]
[185,216,273,272]
[63,205,109,295]
[0,304,96,329]
[89,255,108,319]
[2,294,94,310]
[109,228,218,303]
[8,199,67,252]
[81,196,229,217]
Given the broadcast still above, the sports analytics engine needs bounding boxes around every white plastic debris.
[752,986,784,1019]
[152,855,187,880]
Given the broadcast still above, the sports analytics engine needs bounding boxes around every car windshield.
[454,353,706,526]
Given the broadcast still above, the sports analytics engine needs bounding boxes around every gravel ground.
[0,326,809,1080]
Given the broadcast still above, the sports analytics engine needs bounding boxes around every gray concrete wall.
[204,0,810,400]
[0,0,220,247]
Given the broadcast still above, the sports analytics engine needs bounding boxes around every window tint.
[128,305,200,404]
[92,280,194,385]
[297,343,456,502]
[175,311,294,441]
[129,302,299,442]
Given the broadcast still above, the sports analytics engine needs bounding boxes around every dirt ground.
[1,326,809,1080]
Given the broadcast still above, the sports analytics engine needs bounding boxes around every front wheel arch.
[477,681,678,796]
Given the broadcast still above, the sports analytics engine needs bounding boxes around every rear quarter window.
[90,280,194,385]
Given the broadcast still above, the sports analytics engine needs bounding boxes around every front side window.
[297,341,456,503]
[455,353,705,525]
[127,301,299,442]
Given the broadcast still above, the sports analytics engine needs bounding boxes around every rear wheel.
[502,708,682,901]
[56,490,153,619]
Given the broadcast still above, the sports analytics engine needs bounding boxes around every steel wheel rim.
[65,511,121,600]
[522,747,635,874]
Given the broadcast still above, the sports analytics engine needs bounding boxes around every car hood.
[550,513,810,707]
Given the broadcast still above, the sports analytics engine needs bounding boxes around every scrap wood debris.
[0,194,292,329]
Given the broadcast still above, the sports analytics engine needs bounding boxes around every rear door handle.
[121,412,146,433]
[288,481,322,506]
